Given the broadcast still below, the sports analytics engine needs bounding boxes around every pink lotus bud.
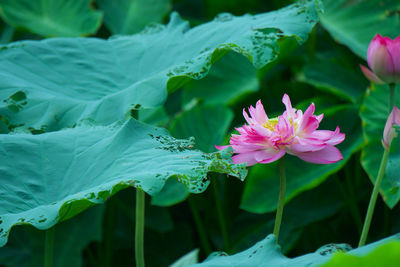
[360,34,400,84]
[383,106,400,149]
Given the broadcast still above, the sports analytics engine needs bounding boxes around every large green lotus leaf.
[241,105,363,213]
[97,0,171,35]
[151,105,234,206]
[0,0,102,37]
[320,0,400,59]
[299,50,368,103]
[189,233,400,267]
[0,206,104,267]
[182,52,259,106]
[360,85,400,208]
[0,119,246,247]
[0,0,320,132]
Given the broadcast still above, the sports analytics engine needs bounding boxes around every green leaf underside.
[97,0,171,35]
[0,206,104,267]
[189,233,400,267]
[151,178,189,207]
[0,0,102,37]
[0,119,246,247]
[151,105,234,206]
[182,52,259,106]
[0,0,320,132]
[241,105,363,213]
[169,105,234,153]
[320,0,400,59]
[138,106,170,127]
[360,85,400,208]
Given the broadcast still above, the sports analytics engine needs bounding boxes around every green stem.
[44,227,55,267]
[389,83,396,112]
[211,176,230,252]
[135,189,145,267]
[273,158,286,242]
[358,148,390,247]
[188,196,212,255]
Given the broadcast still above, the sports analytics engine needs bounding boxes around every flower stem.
[44,227,55,267]
[135,188,145,267]
[389,83,396,112]
[358,148,390,247]
[273,158,286,242]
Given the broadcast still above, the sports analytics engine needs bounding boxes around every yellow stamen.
[289,117,298,130]
[263,117,279,131]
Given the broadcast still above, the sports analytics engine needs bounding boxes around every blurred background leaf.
[0,206,104,267]
[0,0,102,37]
[181,52,259,106]
[97,0,171,35]
[320,0,400,59]
[299,48,368,103]
[360,84,400,208]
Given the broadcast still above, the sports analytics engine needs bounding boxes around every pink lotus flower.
[217,94,345,166]
[360,34,400,84]
[383,106,400,149]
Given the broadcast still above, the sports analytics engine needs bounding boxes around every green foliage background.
[0,0,399,266]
